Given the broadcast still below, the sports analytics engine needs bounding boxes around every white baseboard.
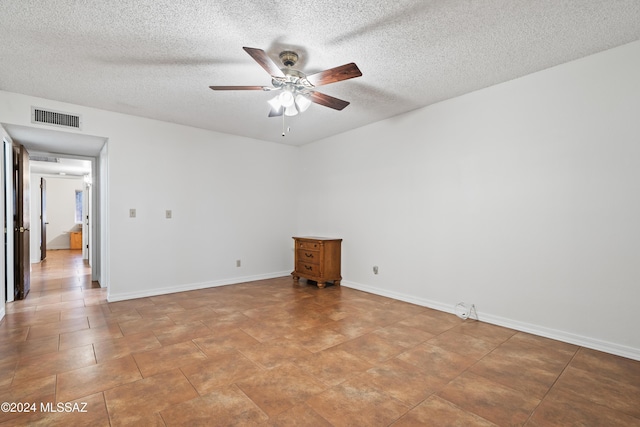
[0,305,5,323]
[107,271,290,302]
[342,280,640,361]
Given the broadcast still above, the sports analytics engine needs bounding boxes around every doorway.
[30,156,93,270]
[1,124,106,305]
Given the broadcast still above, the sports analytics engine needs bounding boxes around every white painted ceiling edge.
[1,0,640,148]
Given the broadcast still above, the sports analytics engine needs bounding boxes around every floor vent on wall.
[31,107,82,130]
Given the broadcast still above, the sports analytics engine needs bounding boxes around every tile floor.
[1,250,639,426]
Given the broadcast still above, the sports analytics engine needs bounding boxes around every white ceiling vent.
[31,107,82,130]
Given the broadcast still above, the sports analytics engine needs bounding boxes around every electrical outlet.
[373,265,379,274]
[129,208,136,218]
[236,260,241,267]
[165,210,172,219]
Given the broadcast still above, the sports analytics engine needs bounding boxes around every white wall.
[108,120,298,299]
[0,91,299,301]
[298,40,640,360]
[30,175,84,259]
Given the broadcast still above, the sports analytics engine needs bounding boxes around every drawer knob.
[305,253,314,258]
[304,265,313,271]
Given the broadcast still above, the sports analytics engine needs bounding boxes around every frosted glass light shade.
[285,104,298,116]
[295,94,311,112]
[268,95,282,109]
[278,91,295,107]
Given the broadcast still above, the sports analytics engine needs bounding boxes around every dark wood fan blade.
[306,63,362,86]
[209,85,268,90]
[309,91,350,110]
[243,47,285,77]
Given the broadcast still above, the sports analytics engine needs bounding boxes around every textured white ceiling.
[1,0,640,146]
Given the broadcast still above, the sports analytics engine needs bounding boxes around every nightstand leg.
[292,274,299,283]
[334,280,341,286]
[317,281,326,288]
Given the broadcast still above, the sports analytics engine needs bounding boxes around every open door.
[40,177,47,261]
[13,143,30,300]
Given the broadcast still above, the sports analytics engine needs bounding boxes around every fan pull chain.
[281,113,291,137]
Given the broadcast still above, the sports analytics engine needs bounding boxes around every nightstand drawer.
[296,261,320,276]
[297,240,321,250]
[296,249,320,264]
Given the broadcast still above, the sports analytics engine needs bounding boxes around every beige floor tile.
[13,345,96,382]
[359,358,441,405]
[151,321,213,346]
[569,347,640,386]
[551,364,640,418]
[93,331,162,362]
[133,341,208,378]
[26,392,111,427]
[372,323,434,348]
[180,351,264,395]
[437,371,541,426]
[239,337,313,369]
[333,333,411,364]
[104,369,198,426]
[526,388,640,427]
[26,317,89,340]
[469,349,564,399]
[56,355,142,402]
[59,322,124,350]
[236,363,328,417]
[397,342,476,382]
[452,319,517,346]
[263,403,332,427]
[193,328,260,358]
[306,376,410,426]
[426,329,497,359]
[284,325,350,353]
[293,347,373,387]
[392,395,497,426]
[159,384,268,426]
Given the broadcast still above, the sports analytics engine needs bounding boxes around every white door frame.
[3,136,14,303]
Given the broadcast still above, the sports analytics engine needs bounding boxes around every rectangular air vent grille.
[29,155,60,163]
[31,107,82,129]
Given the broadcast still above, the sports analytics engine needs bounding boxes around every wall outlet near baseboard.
[236,260,241,267]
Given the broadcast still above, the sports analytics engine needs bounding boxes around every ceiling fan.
[209,47,362,117]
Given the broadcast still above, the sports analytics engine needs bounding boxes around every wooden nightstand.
[291,236,342,288]
[70,231,82,250]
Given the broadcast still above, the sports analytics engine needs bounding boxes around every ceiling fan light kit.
[209,46,362,135]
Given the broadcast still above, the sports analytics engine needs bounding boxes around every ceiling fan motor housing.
[279,51,298,67]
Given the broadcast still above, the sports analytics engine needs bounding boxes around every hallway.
[25,249,101,301]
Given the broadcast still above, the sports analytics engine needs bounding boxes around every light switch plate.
[129,208,136,218]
